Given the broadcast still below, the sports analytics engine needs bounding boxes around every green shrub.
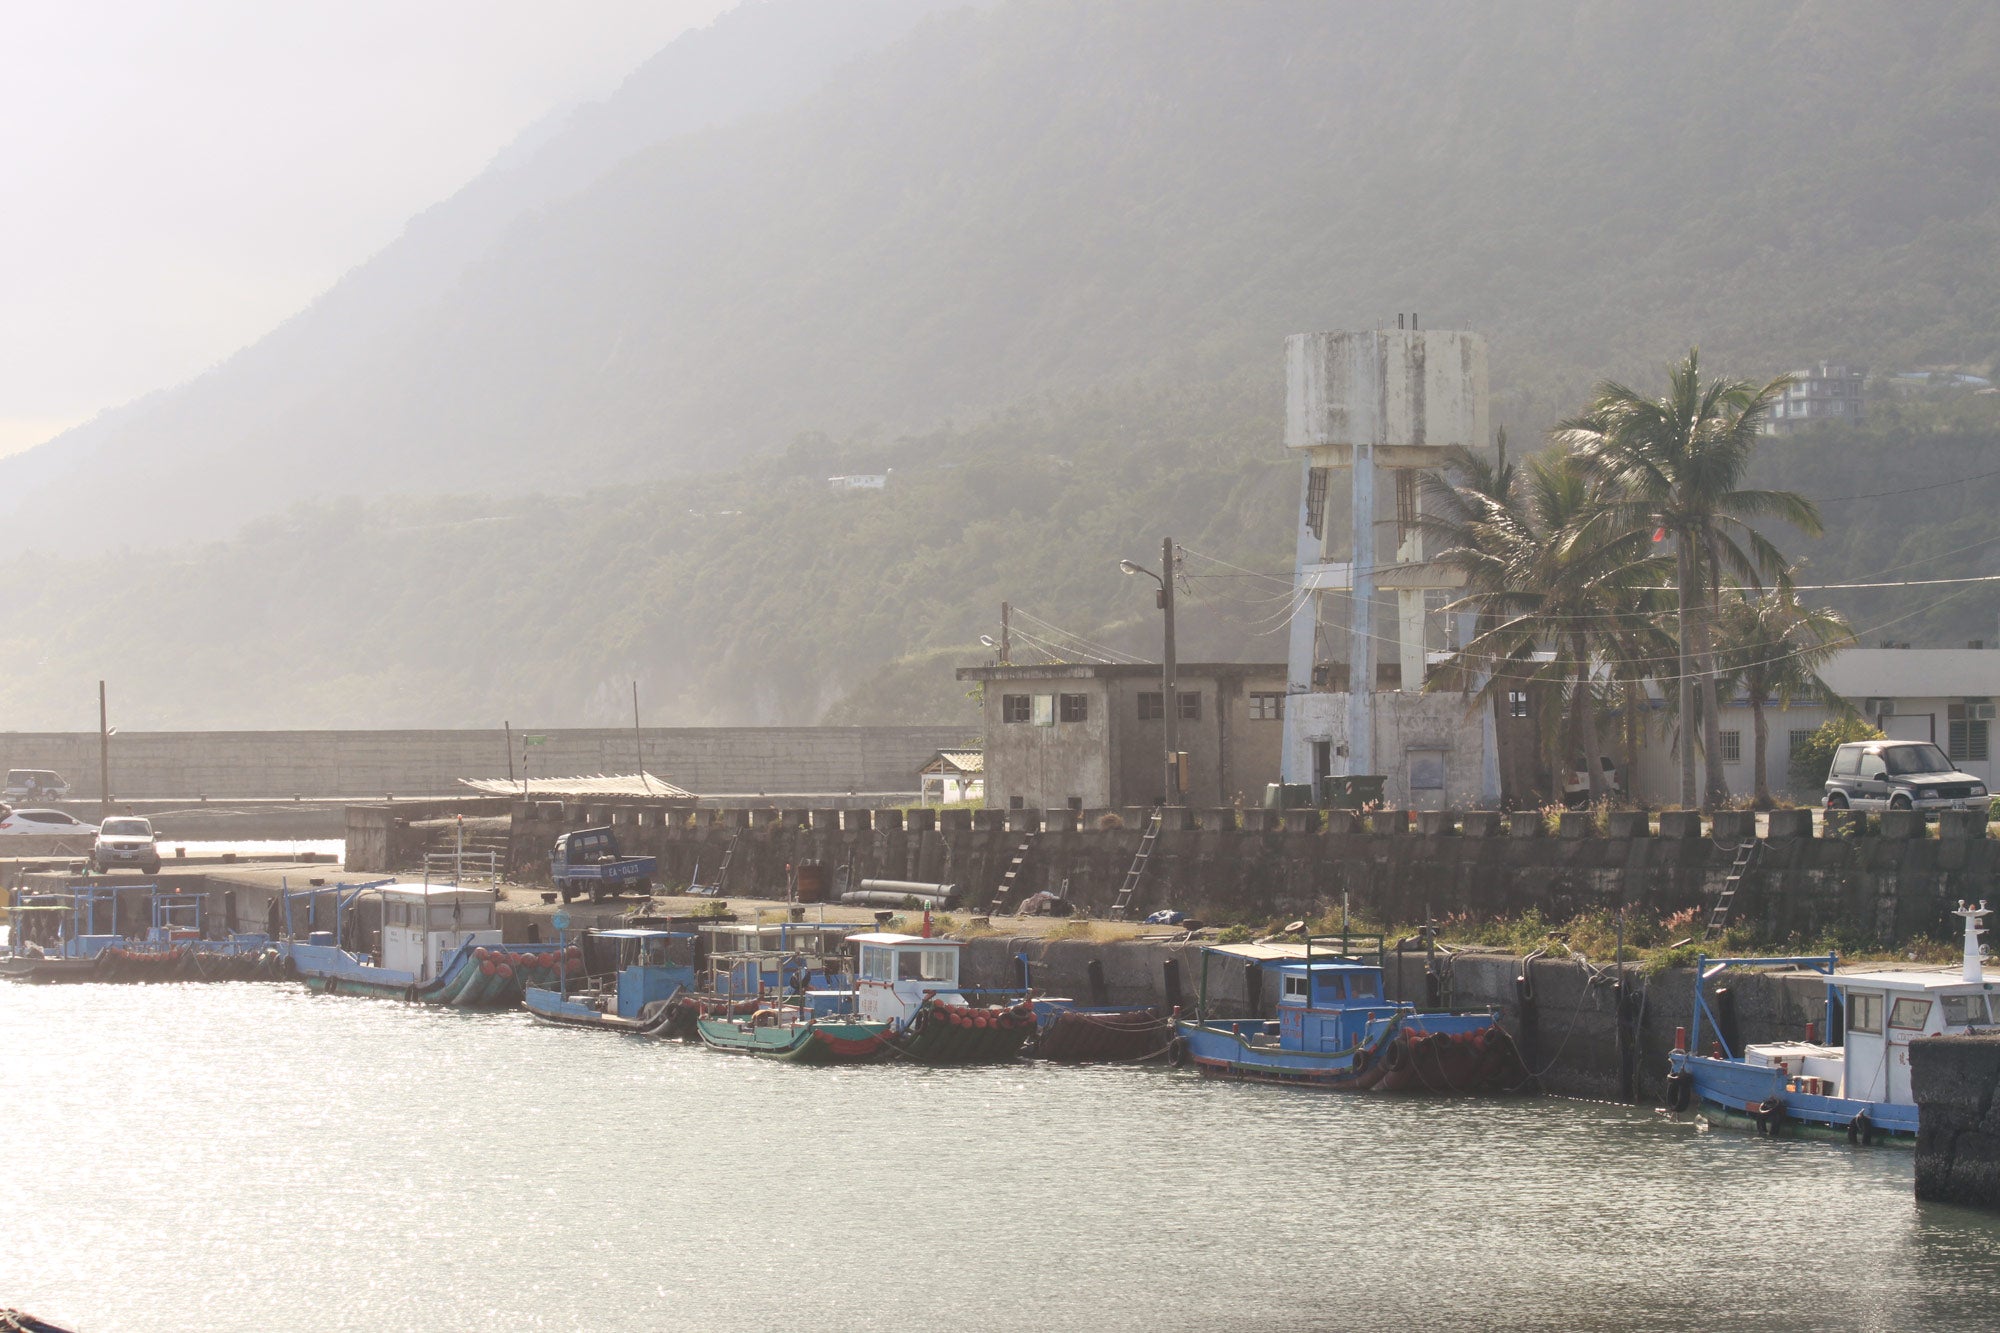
[1787,716,1884,792]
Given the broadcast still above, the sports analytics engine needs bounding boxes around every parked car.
[0,806,99,836]
[1562,756,1621,807]
[2,769,70,801]
[1823,740,1988,814]
[93,815,162,874]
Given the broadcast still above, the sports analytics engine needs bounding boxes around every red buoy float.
[480,960,495,975]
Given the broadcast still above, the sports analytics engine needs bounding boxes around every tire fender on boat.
[1665,1070,1694,1113]
[1167,1035,1189,1068]
[1848,1111,1874,1147]
[1382,1036,1410,1074]
[1754,1096,1786,1135]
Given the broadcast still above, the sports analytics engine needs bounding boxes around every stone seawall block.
[1416,811,1457,837]
[1606,811,1651,838]
[1881,809,1922,839]
[1509,812,1543,839]
[1942,810,1989,840]
[1658,811,1702,839]
[1914,1035,2000,1209]
[1045,809,1079,833]
[1461,812,1502,838]
[905,808,936,832]
[1766,809,1813,839]
[1558,812,1593,839]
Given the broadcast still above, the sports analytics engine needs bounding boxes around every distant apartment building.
[1760,361,1866,434]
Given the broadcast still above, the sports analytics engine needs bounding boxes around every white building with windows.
[1623,647,2000,800]
[1758,362,1866,435]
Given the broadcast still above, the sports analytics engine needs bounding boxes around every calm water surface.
[4,984,1998,1332]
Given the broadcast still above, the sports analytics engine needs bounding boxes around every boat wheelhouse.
[523,928,696,1033]
[699,921,857,1006]
[1666,902,2000,1142]
[279,880,542,1005]
[1172,938,1525,1092]
[849,932,1036,1063]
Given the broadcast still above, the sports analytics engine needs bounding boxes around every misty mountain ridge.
[3,0,1997,552]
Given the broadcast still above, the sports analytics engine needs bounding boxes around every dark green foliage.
[1787,716,1886,793]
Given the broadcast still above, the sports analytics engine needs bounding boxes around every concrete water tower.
[1280,322,1498,804]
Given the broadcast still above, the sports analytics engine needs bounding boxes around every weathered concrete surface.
[498,799,1997,952]
[0,725,971,799]
[1914,1035,2000,1208]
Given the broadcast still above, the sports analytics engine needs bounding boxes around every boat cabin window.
[1848,992,1883,1034]
[1943,994,1994,1027]
[1316,974,1347,1002]
[1282,974,1310,1000]
[385,902,407,927]
[896,949,956,983]
[859,947,893,983]
[1889,996,1933,1031]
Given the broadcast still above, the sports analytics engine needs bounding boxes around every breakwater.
[1913,1034,2000,1208]
[472,798,1996,949]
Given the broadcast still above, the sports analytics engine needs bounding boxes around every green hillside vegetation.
[3,0,1998,549]
[2,382,1993,732]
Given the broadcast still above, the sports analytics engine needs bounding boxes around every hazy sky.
[0,0,734,457]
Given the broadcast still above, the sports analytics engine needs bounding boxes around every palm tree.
[1714,584,1853,808]
[1557,348,1823,809]
[1422,446,1668,802]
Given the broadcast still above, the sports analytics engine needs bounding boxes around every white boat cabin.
[851,932,964,1026]
[378,884,502,984]
[1744,905,2000,1106]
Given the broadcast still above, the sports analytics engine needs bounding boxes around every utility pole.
[633,681,654,796]
[98,680,110,816]
[504,721,515,784]
[1000,602,1011,665]
[1162,536,1180,806]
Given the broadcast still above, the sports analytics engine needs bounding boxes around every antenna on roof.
[1955,900,1990,984]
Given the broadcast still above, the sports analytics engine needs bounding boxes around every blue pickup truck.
[550,827,657,904]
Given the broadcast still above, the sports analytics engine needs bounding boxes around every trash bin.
[1263,782,1316,810]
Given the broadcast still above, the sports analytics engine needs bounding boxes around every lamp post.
[1120,536,1180,805]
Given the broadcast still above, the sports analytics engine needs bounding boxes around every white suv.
[93,815,163,874]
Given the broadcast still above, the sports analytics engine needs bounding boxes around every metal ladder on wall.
[1702,840,1762,942]
[690,831,740,897]
[988,832,1038,917]
[1110,809,1164,920]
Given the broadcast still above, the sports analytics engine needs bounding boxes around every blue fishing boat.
[851,932,1038,1063]
[698,920,858,1011]
[278,880,554,1005]
[523,928,698,1033]
[1171,938,1525,1092]
[2,883,276,983]
[1663,902,2000,1144]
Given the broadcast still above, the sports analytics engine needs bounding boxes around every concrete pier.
[1913,1035,2000,1208]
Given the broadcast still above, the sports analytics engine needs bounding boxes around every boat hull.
[696,1015,895,1064]
[291,941,570,1008]
[890,999,1037,1065]
[1032,1006,1172,1062]
[1176,1018,1526,1093]
[1668,1051,1917,1142]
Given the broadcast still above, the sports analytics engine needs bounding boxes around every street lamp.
[1120,536,1180,805]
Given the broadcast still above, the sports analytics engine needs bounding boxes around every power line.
[1817,464,2000,503]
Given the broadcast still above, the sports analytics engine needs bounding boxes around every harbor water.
[5,984,2000,1332]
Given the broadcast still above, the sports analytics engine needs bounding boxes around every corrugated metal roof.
[920,749,984,774]
[1817,649,2000,702]
[457,773,694,799]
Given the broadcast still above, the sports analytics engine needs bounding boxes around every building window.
[1179,693,1202,721]
[1719,730,1742,763]
[1032,694,1055,727]
[1848,992,1882,1035]
[1138,692,1164,720]
[1059,694,1088,723]
[1788,729,1814,755]
[1949,703,1990,762]
[1507,691,1530,719]
[1008,795,1024,810]
[1002,694,1031,724]
[1250,692,1284,720]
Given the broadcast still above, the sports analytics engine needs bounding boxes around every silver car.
[93,815,163,874]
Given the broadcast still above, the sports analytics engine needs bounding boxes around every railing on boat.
[1688,953,1839,1061]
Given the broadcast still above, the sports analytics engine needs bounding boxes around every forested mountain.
[2,389,1993,731]
[2,0,1997,730]
[3,0,1997,550]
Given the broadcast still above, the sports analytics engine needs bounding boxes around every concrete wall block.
[941,809,973,831]
[1005,808,1042,833]
[1370,810,1409,835]
[839,809,873,833]
[1461,811,1502,838]
[1710,811,1756,842]
[1556,811,1593,839]
[1766,809,1814,840]
[1941,810,1989,841]
[973,809,1006,831]
[1283,809,1320,834]
[904,809,937,833]
[1170,808,1199,832]
[1657,811,1703,840]
[1044,809,1080,834]
[1416,811,1457,837]
[1508,812,1543,839]
[1880,809,1922,839]
[1606,811,1651,838]
[1322,810,1359,836]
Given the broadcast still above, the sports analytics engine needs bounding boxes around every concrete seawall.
[0,725,973,799]
[478,800,1996,951]
[1913,1035,2000,1207]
